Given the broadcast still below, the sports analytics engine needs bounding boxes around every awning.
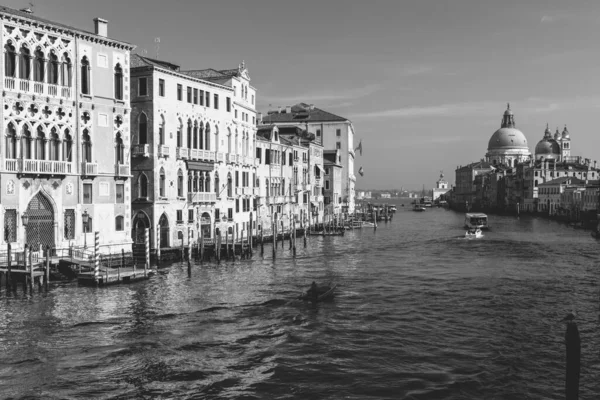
[311,201,319,207]
[186,160,214,171]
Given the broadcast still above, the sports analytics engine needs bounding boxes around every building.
[130,55,256,250]
[452,160,493,209]
[380,193,391,199]
[0,7,135,254]
[485,104,532,167]
[323,149,343,217]
[260,103,356,214]
[432,171,450,201]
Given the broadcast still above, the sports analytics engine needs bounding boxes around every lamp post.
[82,210,89,248]
[21,213,29,247]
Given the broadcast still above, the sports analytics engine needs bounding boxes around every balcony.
[3,159,72,175]
[158,145,170,158]
[226,153,234,163]
[216,152,225,163]
[176,147,189,159]
[303,183,311,191]
[115,163,130,177]
[132,144,150,157]
[243,187,253,195]
[187,192,217,203]
[81,162,98,176]
[269,164,280,176]
[189,149,215,162]
[4,77,72,100]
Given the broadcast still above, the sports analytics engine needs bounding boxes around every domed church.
[535,125,571,161]
[485,104,532,167]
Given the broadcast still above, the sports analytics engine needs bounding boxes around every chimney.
[278,106,282,114]
[94,18,108,37]
[286,105,291,114]
[257,112,263,124]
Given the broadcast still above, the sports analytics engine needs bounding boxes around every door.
[159,213,169,248]
[26,192,55,252]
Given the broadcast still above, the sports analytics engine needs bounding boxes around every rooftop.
[261,103,348,124]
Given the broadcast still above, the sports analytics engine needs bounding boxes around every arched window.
[205,123,210,151]
[48,52,59,85]
[193,121,198,149]
[177,169,183,197]
[5,122,16,159]
[49,128,60,161]
[227,173,232,197]
[176,121,182,148]
[199,173,205,193]
[205,173,211,193]
[19,46,30,79]
[4,43,16,77]
[61,53,72,87]
[114,63,123,100]
[21,125,32,159]
[33,48,44,83]
[282,178,286,195]
[187,119,192,149]
[199,122,204,149]
[82,129,92,163]
[35,126,45,160]
[139,174,148,198]
[63,129,72,162]
[138,113,147,144]
[214,126,219,152]
[159,115,165,145]
[214,172,220,195]
[188,174,192,193]
[159,168,166,197]
[115,132,124,164]
[115,216,124,231]
[81,56,90,94]
[266,178,269,196]
[227,128,232,153]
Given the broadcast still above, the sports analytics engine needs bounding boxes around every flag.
[358,166,364,176]
[355,140,362,156]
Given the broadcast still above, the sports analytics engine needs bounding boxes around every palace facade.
[0,6,134,253]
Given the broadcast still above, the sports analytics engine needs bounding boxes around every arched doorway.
[26,192,55,251]
[132,212,149,244]
[200,212,211,238]
[158,213,169,248]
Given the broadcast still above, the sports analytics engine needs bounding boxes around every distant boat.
[413,204,426,212]
[298,284,337,302]
[464,213,489,230]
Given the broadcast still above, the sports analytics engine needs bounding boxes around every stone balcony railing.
[132,144,149,157]
[158,145,170,158]
[176,147,189,159]
[243,187,253,195]
[216,152,225,163]
[3,158,72,174]
[189,149,215,162]
[5,77,72,99]
[235,187,242,195]
[187,192,217,203]
[81,162,98,176]
[115,163,130,177]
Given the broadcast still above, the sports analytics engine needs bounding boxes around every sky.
[9,0,600,190]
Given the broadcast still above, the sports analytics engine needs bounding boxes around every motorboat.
[464,213,489,230]
[465,228,483,239]
[389,205,397,213]
[299,284,337,302]
[413,204,426,212]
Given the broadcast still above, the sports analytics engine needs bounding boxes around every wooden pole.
[565,322,581,400]
[260,226,264,256]
[200,224,205,263]
[156,224,161,265]
[29,245,34,289]
[23,244,28,292]
[118,248,123,281]
[6,243,12,291]
[272,218,276,259]
[293,217,297,257]
[225,228,230,260]
[144,228,149,277]
[180,230,184,262]
[44,245,50,287]
[94,231,100,284]
[249,212,253,257]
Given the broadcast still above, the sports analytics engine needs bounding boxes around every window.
[115,216,124,231]
[35,126,45,160]
[177,169,183,197]
[116,184,124,203]
[289,153,293,165]
[48,53,59,85]
[227,173,232,197]
[4,209,16,243]
[235,171,239,187]
[187,86,192,103]
[236,199,239,213]
[193,88,198,104]
[177,84,182,101]
[115,133,124,164]
[317,129,321,138]
[159,78,165,96]
[64,209,75,240]
[139,174,148,198]
[256,147,262,163]
[228,208,233,219]
[336,142,341,150]
[325,180,330,190]
[199,90,204,106]
[177,210,183,223]
[83,183,93,204]
[82,129,92,162]
[33,48,44,83]
[114,64,123,100]
[336,129,341,137]
[81,56,90,94]
[188,209,194,223]
[325,167,330,175]
[139,77,148,96]
[61,53,72,87]
[226,97,231,112]
[235,110,238,119]
[251,94,254,104]
[205,91,210,107]
[5,122,16,159]
[159,168,166,197]
[214,93,219,109]
[4,43,16,77]
[139,113,148,144]
[215,208,220,222]
[49,129,59,161]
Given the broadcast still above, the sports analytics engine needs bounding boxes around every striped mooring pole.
[144,228,150,277]
[94,231,100,282]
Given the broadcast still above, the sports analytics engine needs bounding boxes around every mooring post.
[156,224,161,265]
[6,243,12,291]
[23,244,28,293]
[225,230,230,261]
[260,227,264,256]
[180,232,184,262]
[293,217,297,257]
[565,322,581,400]
[29,245,34,289]
[249,212,253,257]
[272,219,276,259]
[303,216,307,248]
[94,231,100,285]
[144,228,149,277]
[373,210,377,231]
[118,249,122,281]
[200,226,205,263]
[44,245,50,287]
[188,228,192,262]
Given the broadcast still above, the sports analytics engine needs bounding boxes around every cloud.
[400,65,434,76]
[260,83,380,106]
[541,15,557,23]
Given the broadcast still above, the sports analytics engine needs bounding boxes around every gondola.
[307,230,344,236]
[298,284,337,302]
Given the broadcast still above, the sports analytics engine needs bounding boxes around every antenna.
[155,37,160,59]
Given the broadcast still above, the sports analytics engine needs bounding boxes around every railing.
[189,149,215,162]
[22,159,72,174]
[4,159,18,172]
[258,196,269,206]
[131,144,150,157]
[116,164,130,176]
[243,187,253,195]
[244,156,254,166]
[296,183,304,192]
[4,77,72,99]
[176,147,189,159]
[187,192,217,203]
[81,162,98,176]
[216,152,225,162]
[158,145,170,158]
[226,153,234,163]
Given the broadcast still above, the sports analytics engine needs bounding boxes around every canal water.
[1,203,599,399]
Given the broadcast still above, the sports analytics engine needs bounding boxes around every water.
[1,205,599,399]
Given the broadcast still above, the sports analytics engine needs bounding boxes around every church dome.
[535,138,560,156]
[487,104,528,151]
[562,125,570,139]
